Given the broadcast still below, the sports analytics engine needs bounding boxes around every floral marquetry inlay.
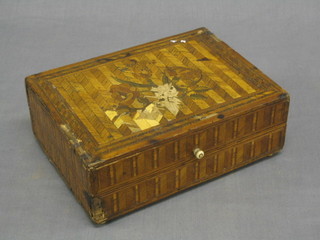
[50,40,259,141]
[104,61,215,132]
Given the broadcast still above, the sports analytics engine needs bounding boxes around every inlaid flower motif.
[110,83,140,106]
[165,66,202,85]
[133,103,163,130]
[133,61,152,80]
[106,60,211,132]
[122,59,153,81]
[151,83,181,115]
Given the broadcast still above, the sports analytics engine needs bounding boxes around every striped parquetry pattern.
[50,40,259,142]
[99,125,286,219]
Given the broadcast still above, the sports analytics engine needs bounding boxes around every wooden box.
[26,27,290,224]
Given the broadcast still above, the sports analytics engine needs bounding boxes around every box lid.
[26,27,288,167]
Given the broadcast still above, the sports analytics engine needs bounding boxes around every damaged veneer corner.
[60,124,92,164]
[60,124,106,223]
[196,27,221,42]
[83,191,106,224]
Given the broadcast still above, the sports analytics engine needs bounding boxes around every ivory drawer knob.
[193,148,204,159]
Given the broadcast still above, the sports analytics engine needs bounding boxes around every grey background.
[1,0,319,239]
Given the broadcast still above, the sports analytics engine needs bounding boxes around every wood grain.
[26,27,290,224]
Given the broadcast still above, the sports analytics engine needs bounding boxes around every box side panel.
[26,85,104,223]
[97,123,287,223]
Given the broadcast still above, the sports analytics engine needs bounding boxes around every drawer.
[92,124,286,222]
[93,100,288,194]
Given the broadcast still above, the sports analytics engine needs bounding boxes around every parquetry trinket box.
[26,27,290,224]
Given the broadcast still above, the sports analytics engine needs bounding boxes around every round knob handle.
[193,148,204,159]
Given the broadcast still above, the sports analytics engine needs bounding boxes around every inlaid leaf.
[197,57,210,61]
[113,77,154,88]
[162,74,170,84]
[147,79,157,86]
[194,86,211,92]
[137,97,150,105]
[174,84,188,91]
[189,93,207,99]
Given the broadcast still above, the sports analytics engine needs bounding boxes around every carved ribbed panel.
[96,100,288,193]
[99,125,286,219]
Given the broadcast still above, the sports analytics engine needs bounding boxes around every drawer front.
[96,124,286,221]
[94,100,288,194]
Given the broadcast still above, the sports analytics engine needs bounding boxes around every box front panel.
[95,99,289,194]
[96,124,286,222]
